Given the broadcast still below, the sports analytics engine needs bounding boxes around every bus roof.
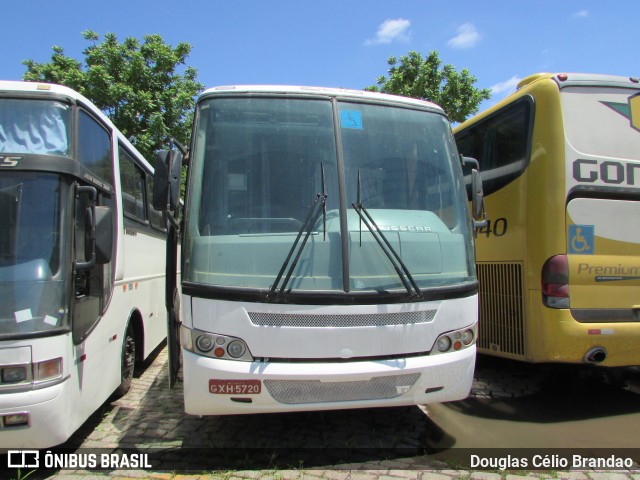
[454,72,640,132]
[199,85,446,114]
[0,80,107,119]
[517,73,640,91]
[0,80,153,169]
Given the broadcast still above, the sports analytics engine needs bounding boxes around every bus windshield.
[0,99,71,156]
[0,173,69,335]
[184,95,474,297]
[561,86,640,160]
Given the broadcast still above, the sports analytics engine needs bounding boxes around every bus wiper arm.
[269,164,327,299]
[352,171,422,299]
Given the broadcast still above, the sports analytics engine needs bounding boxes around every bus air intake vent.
[477,262,525,357]
[248,310,436,328]
[263,373,420,404]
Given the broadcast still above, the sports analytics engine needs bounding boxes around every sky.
[2,1,639,111]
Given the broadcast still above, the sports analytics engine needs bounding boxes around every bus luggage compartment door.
[566,197,640,323]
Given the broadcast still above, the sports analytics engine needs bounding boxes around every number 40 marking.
[478,218,508,238]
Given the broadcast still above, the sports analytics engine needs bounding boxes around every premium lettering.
[578,263,640,275]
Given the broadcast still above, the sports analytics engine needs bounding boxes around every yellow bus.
[454,73,640,367]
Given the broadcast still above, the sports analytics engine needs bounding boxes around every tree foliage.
[366,50,491,123]
[23,31,204,160]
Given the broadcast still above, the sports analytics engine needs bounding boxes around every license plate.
[209,379,261,395]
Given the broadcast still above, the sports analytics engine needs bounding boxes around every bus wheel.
[114,323,136,397]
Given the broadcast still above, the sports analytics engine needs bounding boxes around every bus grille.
[248,310,436,328]
[477,262,525,357]
[264,373,421,404]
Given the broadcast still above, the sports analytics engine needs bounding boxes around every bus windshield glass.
[184,95,475,296]
[0,99,71,156]
[0,173,69,335]
[561,87,640,160]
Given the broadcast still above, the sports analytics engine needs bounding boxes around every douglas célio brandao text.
[470,453,636,470]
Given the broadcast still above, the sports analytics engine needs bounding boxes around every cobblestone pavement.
[23,346,640,480]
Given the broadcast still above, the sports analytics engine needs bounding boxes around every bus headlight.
[196,334,215,352]
[461,329,474,346]
[433,325,477,355]
[2,366,27,384]
[189,328,254,362]
[227,340,246,358]
[0,359,62,386]
[436,336,452,352]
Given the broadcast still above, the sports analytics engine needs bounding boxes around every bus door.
[566,199,640,323]
[153,145,183,388]
[71,109,115,346]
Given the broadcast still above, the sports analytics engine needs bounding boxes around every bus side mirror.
[470,169,487,229]
[461,156,479,171]
[153,149,183,213]
[76,187,113,270]
[462,156,488,230]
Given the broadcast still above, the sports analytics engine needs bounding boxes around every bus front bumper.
[0,378,70,449]
[182,347,476,416]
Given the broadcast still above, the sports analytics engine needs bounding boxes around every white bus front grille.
[248,311,436,328]
[263,373,421,404]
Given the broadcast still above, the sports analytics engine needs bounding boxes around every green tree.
[366,50,491,123]
[23,30,204,161]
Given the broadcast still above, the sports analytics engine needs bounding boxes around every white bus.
[155,86,485,415]
[0,81,167,448]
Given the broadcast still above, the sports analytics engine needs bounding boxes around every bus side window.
[119,146,148,223]
[457,97,534,196]
[147,175,167,231]
[77,110,113,186]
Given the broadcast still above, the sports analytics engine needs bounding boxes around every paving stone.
[418,473,457,480]
[347,473,383,480]
[377,474,421,480]
[587,473,635,480]
[36,346,638,480]
[553,473,589,480]
[469,473,503,480]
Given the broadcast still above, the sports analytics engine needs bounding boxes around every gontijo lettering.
[573,158,640,186]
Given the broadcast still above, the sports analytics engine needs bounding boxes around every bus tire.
[114,322,136,398]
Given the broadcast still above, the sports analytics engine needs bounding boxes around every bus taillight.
[542,254,569,309]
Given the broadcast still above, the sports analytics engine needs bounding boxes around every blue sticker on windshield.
[340,111,363,129]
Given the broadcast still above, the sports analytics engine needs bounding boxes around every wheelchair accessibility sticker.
[340,110,363,129]
[568,224,594,254]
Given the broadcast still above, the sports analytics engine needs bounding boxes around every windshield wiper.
[269,163,327,299]
[352,170,422,299]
